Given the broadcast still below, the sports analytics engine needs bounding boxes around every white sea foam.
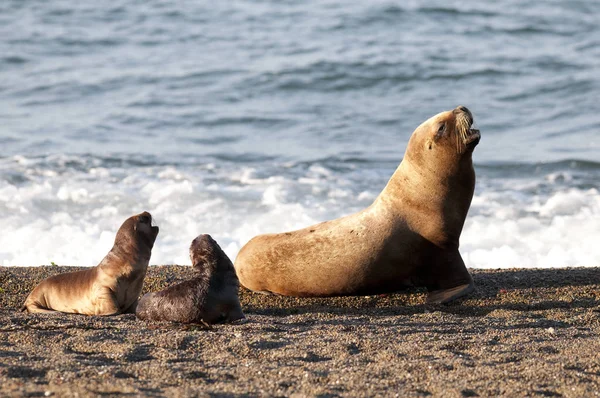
[0,156,599,269]
[462,188,600,268]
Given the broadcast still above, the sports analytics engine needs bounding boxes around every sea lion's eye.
[437,123,446,135]
[139,215,150,224]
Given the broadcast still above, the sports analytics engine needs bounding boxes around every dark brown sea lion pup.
[135,234,245,324]
[235,106,481,304]
[22,212,159,315]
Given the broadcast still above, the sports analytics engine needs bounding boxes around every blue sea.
[1,0,599,267]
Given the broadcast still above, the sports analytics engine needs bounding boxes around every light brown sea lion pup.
[135,234,245,324]
[22,212,159,315]
[235,106,481,304]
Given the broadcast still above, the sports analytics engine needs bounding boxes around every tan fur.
[22,212,159,315]
[234,106,481,303]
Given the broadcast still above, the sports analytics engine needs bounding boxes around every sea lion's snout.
[453,106,480,148]
[467,129,481,145]
[138,211,152,224]
[454,106,473,126]
[136,211,159,239]
[148,214,159,235]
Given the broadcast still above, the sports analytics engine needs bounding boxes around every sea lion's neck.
[193,260,215,280]
[98,243,151,276]
[376,157,475,248]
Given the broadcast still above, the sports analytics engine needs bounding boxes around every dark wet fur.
[136,235,244,324]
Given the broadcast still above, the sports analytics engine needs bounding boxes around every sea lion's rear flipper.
[22,291,59,313]
[426,282,474,304]
[22,303,59,314]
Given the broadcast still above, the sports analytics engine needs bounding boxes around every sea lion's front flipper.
[94,290,121,316]
[123,299,139,314]
[224,301,246,323]
[426,282,474,304]
[419,250,475,304]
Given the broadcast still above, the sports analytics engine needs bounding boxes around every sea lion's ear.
[426,138,434,150]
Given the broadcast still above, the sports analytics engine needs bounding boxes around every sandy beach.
[0,266,599,397]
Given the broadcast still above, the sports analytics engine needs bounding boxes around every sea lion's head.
[189,234,220,270]
[188,233,243,323]
[114,211,159,252]
[406,106,480,170]
[134,211,160,248]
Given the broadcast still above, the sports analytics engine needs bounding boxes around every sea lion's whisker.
[454,113,472,154]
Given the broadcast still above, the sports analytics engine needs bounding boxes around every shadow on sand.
[241,267,600,318]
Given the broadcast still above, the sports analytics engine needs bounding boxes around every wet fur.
[136,234,244,324]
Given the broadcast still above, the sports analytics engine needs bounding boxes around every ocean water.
[1,0,599,267]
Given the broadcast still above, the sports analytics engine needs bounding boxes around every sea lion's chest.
[96,265,145,309]
[115,270,145,305]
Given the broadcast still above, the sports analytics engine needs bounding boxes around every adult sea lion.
[136,234,245,324]
[235,106,481,304]
[22,212,159,315]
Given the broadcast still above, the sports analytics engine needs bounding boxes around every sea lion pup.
[22,212,159,315]
[135,234,245,324]
[235,106,481,304]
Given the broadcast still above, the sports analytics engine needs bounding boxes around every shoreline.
[1,266,599,397]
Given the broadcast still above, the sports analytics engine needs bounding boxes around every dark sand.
[0,266,599,397]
